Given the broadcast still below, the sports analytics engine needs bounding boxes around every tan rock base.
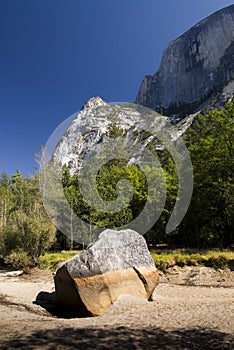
[55,266,159,316]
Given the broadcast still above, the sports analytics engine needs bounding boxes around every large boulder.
[54,229,159,316]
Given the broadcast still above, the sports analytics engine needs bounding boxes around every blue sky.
[1,0,234,177]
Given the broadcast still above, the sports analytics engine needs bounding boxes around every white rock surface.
[53,97,193,175]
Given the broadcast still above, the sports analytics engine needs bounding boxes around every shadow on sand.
[33,291,89,318]
[1,326,233,349]
[30,291,233,349]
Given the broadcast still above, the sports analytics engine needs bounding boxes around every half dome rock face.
[136,5,234,114]
[54,229,159,317]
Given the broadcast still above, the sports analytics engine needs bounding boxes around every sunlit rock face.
[53,96,110,175]
[136,5,234,114]
[53,96,195,176]
[53,97,167,175]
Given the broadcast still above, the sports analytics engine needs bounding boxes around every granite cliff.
[53,6,234,174]
[136,5,234,115]
[53,97,194,175]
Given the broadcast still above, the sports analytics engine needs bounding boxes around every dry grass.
[38,250,82,270]
[38,249,234,271]
[151,249,234,270]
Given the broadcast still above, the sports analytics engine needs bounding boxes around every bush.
[4,248,34,270]
[3,212,56,262]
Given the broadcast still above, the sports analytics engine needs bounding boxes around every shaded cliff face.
[136,5,234,114]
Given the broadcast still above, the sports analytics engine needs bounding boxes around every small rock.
[5,270,24,277]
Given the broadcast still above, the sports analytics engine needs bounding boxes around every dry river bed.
[0,267,233,349]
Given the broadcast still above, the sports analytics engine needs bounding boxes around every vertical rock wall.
[136,5,234,113]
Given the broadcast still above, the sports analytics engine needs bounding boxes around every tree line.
[0,102,233,268]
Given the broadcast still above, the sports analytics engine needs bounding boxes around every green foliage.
[179,102,234,247]
[4,212,55,259]
[0,171,56,268]
[62,161,150,229]
[106,123,124,138]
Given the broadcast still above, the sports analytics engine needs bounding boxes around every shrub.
[4,248,34,270]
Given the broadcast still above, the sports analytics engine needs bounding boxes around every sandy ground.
[0,268,233,349]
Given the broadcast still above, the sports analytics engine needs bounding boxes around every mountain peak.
[81,96,107,110]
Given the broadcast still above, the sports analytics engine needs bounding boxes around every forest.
[0,102,233,268]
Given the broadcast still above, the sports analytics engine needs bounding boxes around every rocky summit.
[54,229,159,316]
[53,97,194,175]
[136,5,234,114]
